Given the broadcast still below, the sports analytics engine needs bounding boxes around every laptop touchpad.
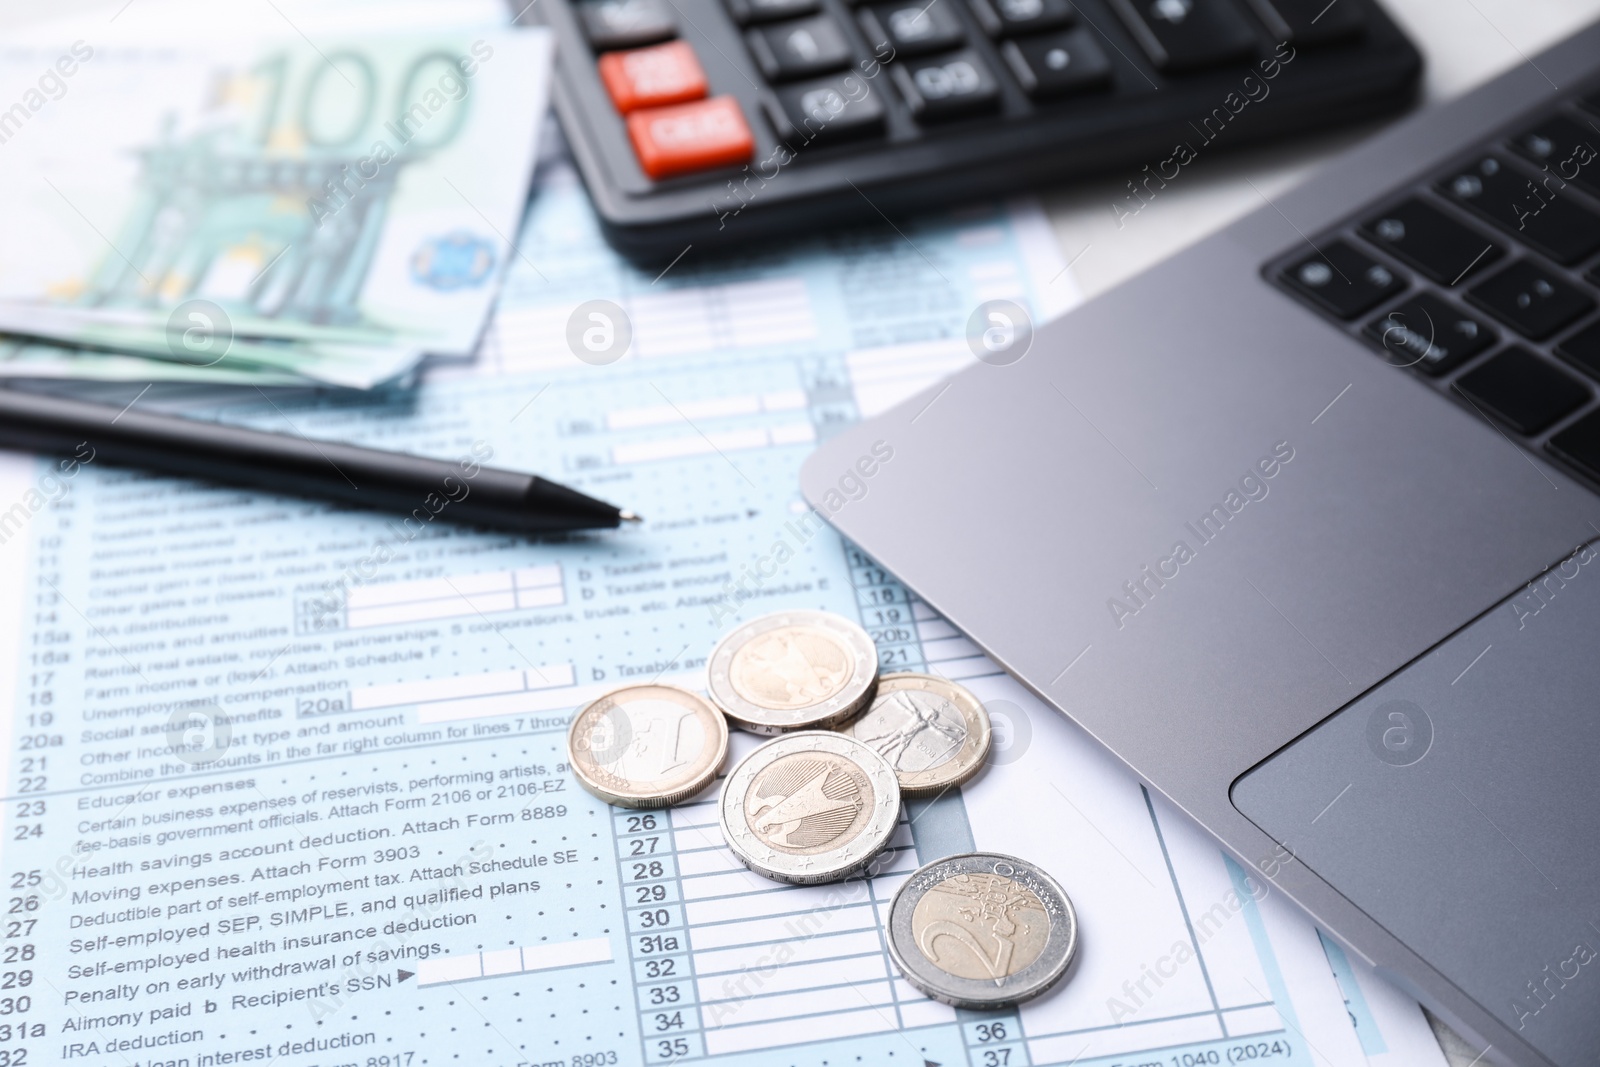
[1233,546,1600,1065]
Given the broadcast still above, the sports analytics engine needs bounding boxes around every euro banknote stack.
[0,18,550,388]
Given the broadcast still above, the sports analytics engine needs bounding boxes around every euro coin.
[567,684,728,808]
[887,852,1078,1009]
[843,672,991,796]
[719,731,900,884]
[706,610,878,734]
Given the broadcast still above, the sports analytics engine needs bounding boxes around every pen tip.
[619,509,644,524]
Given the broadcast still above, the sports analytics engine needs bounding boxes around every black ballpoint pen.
[0,390,641,534]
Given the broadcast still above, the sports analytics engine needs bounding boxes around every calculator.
[513,0,1421,259]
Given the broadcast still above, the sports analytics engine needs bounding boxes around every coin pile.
[565,608,1077,1007]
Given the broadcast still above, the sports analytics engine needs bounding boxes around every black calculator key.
[1466,260,1594,340]
[1116,0,1258,72]
[1279,241,1404,319]
[1455,347,1589,435]
[891,49,1002,120]
[1547,410,1600,481]
[1554,319,1600,380]
[578,0,677,49]
[1002,29,1112,98]
[969,0,1075,37]
[1255,0,1364,45]
[859,2,967,56]
[747,15,854,80]
[767,73,888,141]
[1508,113,1600,199]
[1359,199,1503,286]
[726,0,820,23]
[1364,294,1494,375]
[1437,155,1600,265]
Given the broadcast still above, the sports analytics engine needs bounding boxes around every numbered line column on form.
[614,807,704,1062]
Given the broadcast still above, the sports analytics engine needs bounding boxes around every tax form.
[0,144,1448,1067]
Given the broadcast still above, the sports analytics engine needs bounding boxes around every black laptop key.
[1117,0,1258,72]
[768,74,888,141]
[1256,0,1364,45]
[859,1,966,56]
[969,0,1075,36]
[892,49,1002,120]
[1509,113,1600,198]
[1359,199,1502,286]
[1002,28,1112,98]
[1455,347,1589,434]
[1547,409,1600,482]
[1437,155,1600,265]
[1364,294,1494,375]
[578,0,677,48]
[1554,319,1600,380]
[1466,260,1594,339]
[726,0,820,24]
[748,15,854,80]
[1279,241,1405,318]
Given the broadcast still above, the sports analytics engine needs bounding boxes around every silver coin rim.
[706,610,879,734]
[887,851,1077,1009]
[719,731,901,884]
[843,672,992,796]
[567,684,729,809]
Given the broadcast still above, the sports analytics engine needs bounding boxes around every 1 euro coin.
[719,731,900,884]
[707,610,878,734]
[843,672,991,796]
[567,684,728,808]
[887,852,1078,1009]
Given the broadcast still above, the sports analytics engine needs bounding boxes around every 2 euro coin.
[887,852,1077,1009]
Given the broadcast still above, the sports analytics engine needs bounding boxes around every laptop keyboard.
[1270,87,1600,487]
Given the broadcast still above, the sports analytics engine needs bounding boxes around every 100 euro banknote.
[0,30,550,372]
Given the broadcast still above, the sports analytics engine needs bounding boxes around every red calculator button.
[599,41,709,112]
[627,96,754,179]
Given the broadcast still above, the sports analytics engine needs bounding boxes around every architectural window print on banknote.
[0,152,1444,1067]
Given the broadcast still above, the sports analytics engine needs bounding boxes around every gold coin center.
[910,872,1050,980]
[745,751,873,854]
[729,627,853,710]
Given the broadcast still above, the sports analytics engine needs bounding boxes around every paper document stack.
[0,15,550,387]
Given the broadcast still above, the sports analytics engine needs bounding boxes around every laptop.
[801,17,1600,1067]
